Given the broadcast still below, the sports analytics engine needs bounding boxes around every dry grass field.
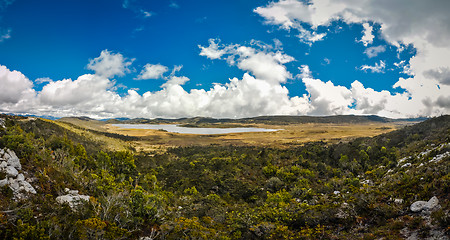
[55,117,416,152]
[105,122,401,151]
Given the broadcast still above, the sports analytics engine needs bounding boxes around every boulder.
[0,178,7,187]
[0,161,7,169]
[410,196,439,212]
[8,178,20,191]
[6,166,18,177]
[6,149,21,170]
[56,189,90,209]
[17,173,25,181]
[20,180,36,194]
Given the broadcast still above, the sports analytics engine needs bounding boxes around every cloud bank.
[254,0,450,117]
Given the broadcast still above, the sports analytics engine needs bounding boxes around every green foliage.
[0,115,449,239]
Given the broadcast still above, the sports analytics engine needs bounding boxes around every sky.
[0,0,449,119]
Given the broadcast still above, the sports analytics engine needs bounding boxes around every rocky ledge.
[0,148,37,200]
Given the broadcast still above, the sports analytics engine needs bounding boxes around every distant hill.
[102,114,427,125]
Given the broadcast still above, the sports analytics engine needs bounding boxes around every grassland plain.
[58,116,413,151]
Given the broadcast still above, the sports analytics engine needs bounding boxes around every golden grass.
[52,117,414,153]
[105,122,404,151]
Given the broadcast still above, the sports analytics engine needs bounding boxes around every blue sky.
[0,0,449,118]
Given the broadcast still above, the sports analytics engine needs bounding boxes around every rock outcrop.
[410,196,440,213]
[0,148,36,199]
[56,188,90,209]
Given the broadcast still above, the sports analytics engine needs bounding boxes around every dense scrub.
[0,114,448,239]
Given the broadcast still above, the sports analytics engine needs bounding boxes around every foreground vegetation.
[0,114,448,239]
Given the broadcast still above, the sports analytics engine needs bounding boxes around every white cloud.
[35,77,53,84]
[394,60,413,76]
[0,47,308,118]
[140,9,152,18]
[0,65,35,104]
[364,45,386,58]
[2,27,450,119]
[200,39,294,83]
[254,0,450,117]
[122,0,152,19]
[424,67,450,85]
[297,26,326,45]
[360,60,385,73]
[169,2,180,9]
[254,0,327,45]
[359,23,374,46]
[135,63,168,80]
[87,50,134,79]
[302,77,353,115]
[199,39,235,60]
[0,28,11,42]
[38,74,113,106]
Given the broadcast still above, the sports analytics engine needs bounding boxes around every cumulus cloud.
[364,45,386,58]
[135,63,168,80]
[2,25,450,120]
[254,0,327,45]
[435,96,450,109]
[199,39,235,60]
[87,50,134,79]
[200,39,294,83]
[254,0,450,117]
[0,47,308,118]
[0,65,35,104]
[359,23,374,46]
[424,67,450,85]
[360,60,385,73]
[38,74,113,106]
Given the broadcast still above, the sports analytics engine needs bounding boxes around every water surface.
[112,124,280,135]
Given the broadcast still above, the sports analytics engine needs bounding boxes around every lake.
[111,124,280,135]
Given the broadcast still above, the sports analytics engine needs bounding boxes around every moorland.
[0,114,448,239]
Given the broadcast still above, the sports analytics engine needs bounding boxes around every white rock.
[0,161,7,169]
[333,191,340,195]
[394,198,404,204]
[401,163,411,168]
[8,179,20,191]
[17,173,25,181]
[69,190,79,195]
[410,196,439,212]
[56,189,90,209]
[429,151,450,163]
[410,201,427,212]
[6,149,21,170]
[6,166,18,177]
[427,196,439,209]
[20,181,36,194]
[0,178,7,187]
